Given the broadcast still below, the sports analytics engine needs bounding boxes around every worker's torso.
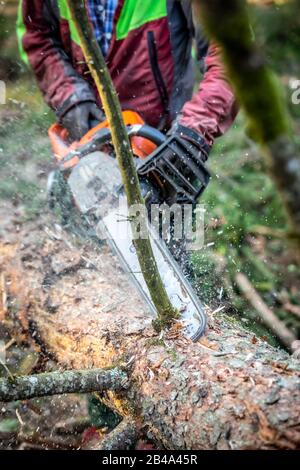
[49,0,197,128]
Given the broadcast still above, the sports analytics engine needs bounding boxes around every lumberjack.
[17,0,238,340]
[17,0,237,165]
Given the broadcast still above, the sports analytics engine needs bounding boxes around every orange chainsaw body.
[48,110,157,170]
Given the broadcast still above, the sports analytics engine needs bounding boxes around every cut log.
[1,216,300,450]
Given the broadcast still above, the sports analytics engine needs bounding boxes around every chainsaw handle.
[87,118,166,147]
[86,123,167,147]
[59,124,166,170]
[88,120,166,147]
[127,124,166,147]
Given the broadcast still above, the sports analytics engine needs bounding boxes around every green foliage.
[87,396,121,430]
[249,2,300,123]
[190,0,300,348]
[0,12,16,49]
[0,418,20,434]
[250,1,300,76]
[0,14,6,48]
[0,80,54,219]
[198,0,292,144]
[191,114,300,345]
[0,11,24,77]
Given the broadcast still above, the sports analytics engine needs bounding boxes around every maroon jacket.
[17,0,238,145]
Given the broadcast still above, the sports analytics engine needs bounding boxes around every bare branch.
[87,419,138,450]
[236,272,296,351]
[0,368,128,402]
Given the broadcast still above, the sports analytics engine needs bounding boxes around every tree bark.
[65,0,177,330]
[90,420,138,451]
[2,221,300,450]
[192,0,300,254]
[0,368,127,403]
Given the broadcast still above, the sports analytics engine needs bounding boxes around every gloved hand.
[138,124,211,204]
[60,101,105,141]
[170,124,211,162]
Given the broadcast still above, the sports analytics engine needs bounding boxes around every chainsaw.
[48,111,210,341]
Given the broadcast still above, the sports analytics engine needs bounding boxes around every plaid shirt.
[87,0,118,56]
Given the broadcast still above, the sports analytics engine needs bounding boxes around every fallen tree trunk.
[1,219,300,450]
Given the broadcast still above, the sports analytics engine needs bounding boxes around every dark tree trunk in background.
[192,0,300,256]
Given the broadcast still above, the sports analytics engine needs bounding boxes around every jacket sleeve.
[179,11,238,146]
[17,0,96,120]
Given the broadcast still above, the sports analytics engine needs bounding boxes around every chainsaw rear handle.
[59,124,166,170]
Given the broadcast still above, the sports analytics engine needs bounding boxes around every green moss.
[145,338,166,349]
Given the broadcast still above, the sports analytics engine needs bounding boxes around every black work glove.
[171,124,211,162]
[60,101,105,141]
[138,124,211,205]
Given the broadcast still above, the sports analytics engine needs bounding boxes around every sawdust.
[0,201,154,368]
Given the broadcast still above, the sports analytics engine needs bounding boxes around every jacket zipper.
[147,31,170,129]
